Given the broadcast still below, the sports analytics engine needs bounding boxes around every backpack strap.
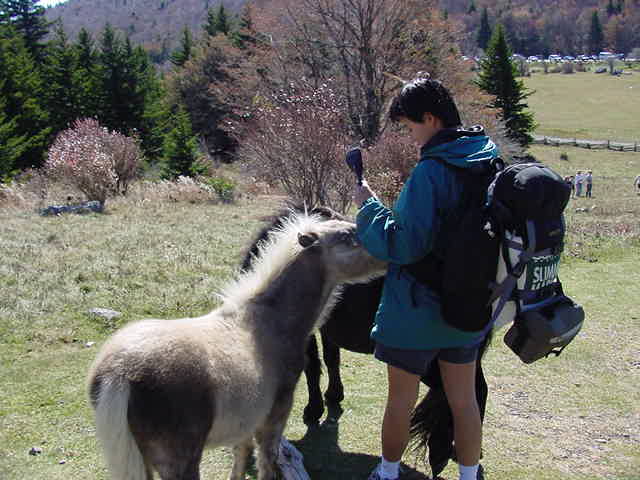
[489,219,538,323]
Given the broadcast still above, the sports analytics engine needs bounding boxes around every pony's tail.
[93,379,147,480]
[409,387,452,476]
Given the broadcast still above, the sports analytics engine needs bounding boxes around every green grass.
[523,71,640,142]
[1,152,639,479]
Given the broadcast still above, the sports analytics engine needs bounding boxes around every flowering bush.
[45,118,142,207]
[239,80,354,213]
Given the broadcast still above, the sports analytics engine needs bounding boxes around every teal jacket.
[356,129,499,350]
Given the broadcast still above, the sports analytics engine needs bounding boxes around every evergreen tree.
[477,7,492,51]
[42,23,80,133]
[170,27,193,67]
[203,7,217,36]
[467,0,476,14]
[203,4,231,37]
[230,4,260,49]
[0,89,28,179]
[2,0,49,60]
[161,107,202,178]
[588,10,604,54]
[73,28,100,117]
[96,24,124,131]
[214,4,231,36]
[0,26,50,170]
[607,0,616,16]
[476,24,536,147]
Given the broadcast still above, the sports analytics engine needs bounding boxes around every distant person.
[575,171,583,197]
[634,174,640,195]
[564,176,575,198]
[585,171,593,198]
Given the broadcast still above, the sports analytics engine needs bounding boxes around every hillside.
[44,0,247,57]
[44,0,639,60]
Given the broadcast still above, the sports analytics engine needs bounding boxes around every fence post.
[635,142,638,152]
[607,139,611,150]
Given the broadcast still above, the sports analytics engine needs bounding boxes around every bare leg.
[438,359,482,466]
[229,440,254,480]
[381,364,420,462]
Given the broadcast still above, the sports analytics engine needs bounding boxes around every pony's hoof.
[303,403,324,426]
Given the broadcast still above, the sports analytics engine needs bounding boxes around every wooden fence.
[532,135,640,152]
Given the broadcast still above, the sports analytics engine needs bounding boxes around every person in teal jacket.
[353,76,498,480]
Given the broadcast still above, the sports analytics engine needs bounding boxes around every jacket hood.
[420,126,499,169]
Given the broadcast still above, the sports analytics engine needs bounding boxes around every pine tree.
[73,28,100,118]
[2,0,50,60]
[607,0,616,16]
[476,24,536,147]
[477,7,492,51]
[203,4,231,37]
[161,107,202,178]
[588,11,604,55]
[0,90,29,179]
[0,26,50,170]
[467,0,476,14]
[214,4,231,36]
[203,7,217,36]
[42,23,80,133]
[170,27,193,67]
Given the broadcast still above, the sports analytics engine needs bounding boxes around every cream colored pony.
[87,213,386,480]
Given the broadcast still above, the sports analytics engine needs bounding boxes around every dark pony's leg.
[320,327,344,406]
[303,334,325,425]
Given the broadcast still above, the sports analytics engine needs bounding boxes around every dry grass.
[0,153,639,479]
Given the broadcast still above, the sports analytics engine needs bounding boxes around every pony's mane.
[219,211,324,306]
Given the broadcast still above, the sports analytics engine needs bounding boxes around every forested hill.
[45,0,640,60]
[44,0,247,60]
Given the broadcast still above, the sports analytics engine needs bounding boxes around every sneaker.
[367,464,399,480]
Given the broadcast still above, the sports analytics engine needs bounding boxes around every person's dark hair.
[388,76,461,128]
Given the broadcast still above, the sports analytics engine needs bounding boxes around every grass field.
[1,145,639,480]
[523,71,640,143]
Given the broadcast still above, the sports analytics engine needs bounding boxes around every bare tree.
[255,0,443,144]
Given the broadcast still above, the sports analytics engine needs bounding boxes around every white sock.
[379,457,400,479]
[459,463,479,480]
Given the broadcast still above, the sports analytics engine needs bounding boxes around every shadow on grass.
[291,404,431,480]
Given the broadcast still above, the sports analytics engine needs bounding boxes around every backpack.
[406,159,585,363]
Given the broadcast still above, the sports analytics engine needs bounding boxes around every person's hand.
[353,180,376,207]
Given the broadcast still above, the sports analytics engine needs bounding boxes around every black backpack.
[406,159,585,363]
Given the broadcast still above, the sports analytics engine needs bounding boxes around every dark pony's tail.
[409,333,492,477]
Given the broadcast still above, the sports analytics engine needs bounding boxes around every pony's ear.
[298,232,319,248]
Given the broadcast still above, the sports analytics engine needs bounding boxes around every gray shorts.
[374,342,479,376]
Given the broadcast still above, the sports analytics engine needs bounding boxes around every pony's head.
[297,219,386,285]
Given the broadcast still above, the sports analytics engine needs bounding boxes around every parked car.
[598,51,615,60]
[563,55,575,61]
[527,55,540,62]
[548,54,563,62]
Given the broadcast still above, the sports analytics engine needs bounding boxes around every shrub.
[560,152,569,161]
[204,176,236,203]
[239,79,353,213]
[45,118,142,207]
[161,107,205,179]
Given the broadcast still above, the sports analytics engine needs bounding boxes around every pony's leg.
[229,439,254,480]
[321,330,344,406]
[255,390,295,480]
[303,334,325,425]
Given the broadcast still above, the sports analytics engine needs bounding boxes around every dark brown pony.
[242,205,490,478]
